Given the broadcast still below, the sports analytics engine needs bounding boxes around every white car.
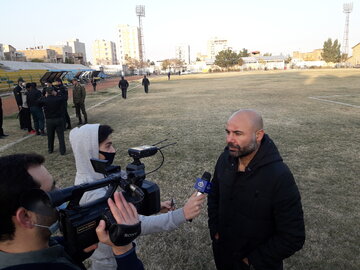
[181,71,192,75]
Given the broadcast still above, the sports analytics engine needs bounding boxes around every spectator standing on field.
[54,78,71,129]
[38,88,66,155]
[13,78,34,133]
[167,72,171,80]
[142,75,150,93]
[13,78,26,129]
[72,78,87,125]
[0,96,8,138]
[91,77,97,92]
[26,83,45,136]
[118,76,129,99]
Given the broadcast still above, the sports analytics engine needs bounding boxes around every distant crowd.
[0,77,87,155]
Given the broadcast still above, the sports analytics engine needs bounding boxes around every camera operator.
[0,154,144,270]
[69,124,206,270]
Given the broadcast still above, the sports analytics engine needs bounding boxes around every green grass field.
[1,69,359,269]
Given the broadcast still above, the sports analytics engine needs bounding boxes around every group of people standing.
[0,109,305,270]
[9,77,88,155]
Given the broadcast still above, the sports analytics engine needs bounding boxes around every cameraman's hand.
[96,191,139,255]
[183,192,206,220]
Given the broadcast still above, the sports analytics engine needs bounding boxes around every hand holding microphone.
[183,171,212,221]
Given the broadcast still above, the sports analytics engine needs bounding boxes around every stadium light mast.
[136,5,145,67]
[342,2,353,57]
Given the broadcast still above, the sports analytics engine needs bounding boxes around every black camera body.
[46,145,164,256]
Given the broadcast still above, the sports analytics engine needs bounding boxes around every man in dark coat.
[13,78,26,130]
[13,78,35,133]
[26,83,45,136]
[54,78,71,129]
[208,109,305,270]
[38,88,66,155]
[118,76,129,99]
[142,75,150,93]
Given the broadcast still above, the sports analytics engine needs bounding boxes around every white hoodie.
[69,124,186,270]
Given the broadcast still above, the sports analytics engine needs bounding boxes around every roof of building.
[0,60,92,72]
[352,42,360,49]
[242,55,286,63]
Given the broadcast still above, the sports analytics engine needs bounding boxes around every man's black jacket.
[55,85,69,100]
[142,78,150,86]
[13,85,23,106]
[208,134,305,270]
[118,79,129,89]
[38,95,65,119]
[26,89,42,108]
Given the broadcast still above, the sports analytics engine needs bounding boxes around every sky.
[1,0,360,63]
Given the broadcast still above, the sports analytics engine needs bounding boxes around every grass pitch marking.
[308,94,360,109]
[0,83,141,152]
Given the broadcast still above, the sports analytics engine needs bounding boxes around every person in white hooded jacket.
[69,124,206,270]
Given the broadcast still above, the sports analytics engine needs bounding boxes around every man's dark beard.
[228,140,257,158]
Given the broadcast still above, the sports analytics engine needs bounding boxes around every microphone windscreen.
[201,171,212,181]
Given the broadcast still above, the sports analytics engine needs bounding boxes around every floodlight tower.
[136,5,145,66]
[342,2,353,57]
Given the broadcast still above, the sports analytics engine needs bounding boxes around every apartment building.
[92,40,118,65]
[117,24,140,64]
[207,37,228,60]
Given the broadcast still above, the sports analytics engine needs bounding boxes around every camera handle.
[48,172,124,209]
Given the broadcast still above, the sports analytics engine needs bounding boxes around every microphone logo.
[194,171,212,194]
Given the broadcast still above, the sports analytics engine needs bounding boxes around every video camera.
[44,142,174,256]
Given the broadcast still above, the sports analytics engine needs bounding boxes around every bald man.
[208,109,305,270]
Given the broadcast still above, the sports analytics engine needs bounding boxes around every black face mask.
[99,151,116,165]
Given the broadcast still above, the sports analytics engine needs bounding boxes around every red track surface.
[1,76,142,116]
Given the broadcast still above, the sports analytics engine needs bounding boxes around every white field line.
[0,82,141,152]
[308,95,360,109]
[311,94,360,98]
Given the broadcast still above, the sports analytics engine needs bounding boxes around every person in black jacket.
[54,78,71,129]
[208,109,305,270]
[26,83,45,136]
[38,88,66,155]
[0,153,144,270]
[118,76,129,99]
[91,77,97,92]
[142,75,150,93]
[13,78,26,130]
[13,78,35,133]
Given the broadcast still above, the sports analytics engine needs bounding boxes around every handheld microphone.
[194,171,212,196]
[188,171,212,222]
